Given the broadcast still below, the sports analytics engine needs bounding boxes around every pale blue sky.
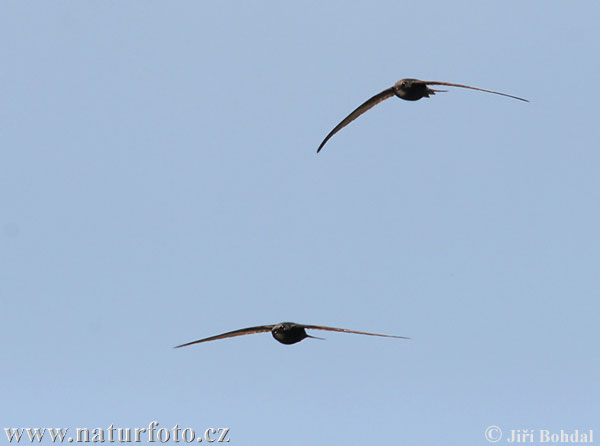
[2,1,599,445]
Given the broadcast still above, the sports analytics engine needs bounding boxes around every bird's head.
[273,322,296,333]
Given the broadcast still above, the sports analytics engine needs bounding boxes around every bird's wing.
[174,325,274,348]
[317,87,396,153]
[300,324,409,339]
[424,81,528,102]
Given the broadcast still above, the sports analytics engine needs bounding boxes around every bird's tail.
[428,88,448,96]
[306,334,325,341]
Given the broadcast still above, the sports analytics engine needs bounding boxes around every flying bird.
[175,322,409,347]
[317,78,529,153]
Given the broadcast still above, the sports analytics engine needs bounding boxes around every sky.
[1,1,599,445]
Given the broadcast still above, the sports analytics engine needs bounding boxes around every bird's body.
[175,322,408,348]
[316,78,528,153]
[393,78,438,101]
[271,322,314,344]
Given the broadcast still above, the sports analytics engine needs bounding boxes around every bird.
[317,78,529,153]
[174,322,409,347]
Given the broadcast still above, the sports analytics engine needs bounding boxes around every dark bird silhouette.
[317,78,529,153]
[175,322,409,347]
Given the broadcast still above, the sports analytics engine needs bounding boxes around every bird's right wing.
[317,87,396,153]
[301,324,409,339]
[424,81,529,102]
[174,325,274,348]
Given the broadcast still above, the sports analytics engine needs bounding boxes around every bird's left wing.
[317,87,396,153]
[174,325,274,348]
[300,324,409,339]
